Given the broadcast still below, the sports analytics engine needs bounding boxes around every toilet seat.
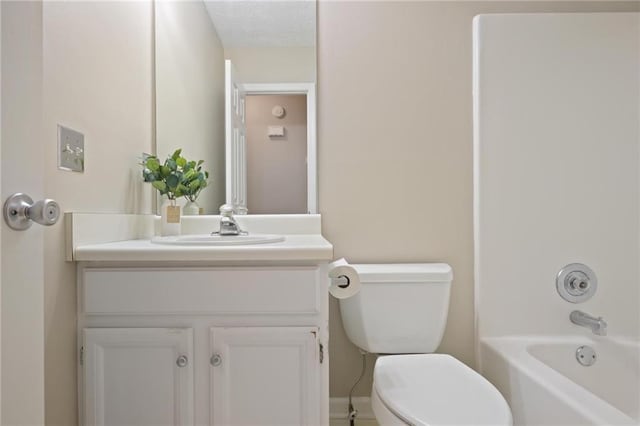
[373,354,512,426]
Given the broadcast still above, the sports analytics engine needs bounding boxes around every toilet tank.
[339,263,453,354]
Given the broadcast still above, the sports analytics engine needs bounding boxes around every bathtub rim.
[480,335,638,425]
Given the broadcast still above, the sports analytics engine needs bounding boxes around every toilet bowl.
[372,354,512,425]
[339,263,512,426]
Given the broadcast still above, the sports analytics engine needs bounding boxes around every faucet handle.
[219,204,234,217]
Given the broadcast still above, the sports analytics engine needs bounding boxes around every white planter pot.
[183,201,201,216]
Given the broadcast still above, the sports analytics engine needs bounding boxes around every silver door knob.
[176,355,188,368]
[210,353,222,367]
[3,193,60,231]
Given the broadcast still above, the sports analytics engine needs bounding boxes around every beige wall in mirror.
[155,0,226,215]
[154,0,316,215]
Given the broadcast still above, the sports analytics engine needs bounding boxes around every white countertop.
[66,213,333,264]
[73,234,333,263]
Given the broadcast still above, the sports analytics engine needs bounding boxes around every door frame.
[242,83,317,214]
[224,60,247,214]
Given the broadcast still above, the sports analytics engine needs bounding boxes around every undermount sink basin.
[151,234,285,246]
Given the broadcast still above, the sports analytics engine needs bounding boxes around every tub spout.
[570,310,607,336]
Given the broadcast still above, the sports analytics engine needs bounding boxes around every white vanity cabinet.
[82,328,194,426]
[210,327,320,425]
[77,265,329,426]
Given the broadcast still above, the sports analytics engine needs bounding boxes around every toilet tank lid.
[351,263,452,283]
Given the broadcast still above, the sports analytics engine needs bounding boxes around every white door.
[210,327,321,426]
[83,328,194,426]
[224,60,247,214]
[1,2,46,424]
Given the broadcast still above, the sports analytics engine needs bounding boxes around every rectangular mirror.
[155,0,317,215]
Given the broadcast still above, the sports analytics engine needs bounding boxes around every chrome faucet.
[570,310,607,336]
[214,204,247,236]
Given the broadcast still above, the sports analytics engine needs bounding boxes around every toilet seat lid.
[373,354,512,426]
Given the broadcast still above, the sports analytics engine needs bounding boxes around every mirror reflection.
[155,0,317,215]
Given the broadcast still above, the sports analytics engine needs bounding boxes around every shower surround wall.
[474,12,640,351]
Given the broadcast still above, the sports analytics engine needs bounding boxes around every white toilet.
[339,263,512,426]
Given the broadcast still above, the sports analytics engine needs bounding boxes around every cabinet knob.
[176,355,188,368]
[210,353,222,367]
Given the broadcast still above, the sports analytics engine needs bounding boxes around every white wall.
[246,94,307,214]
[155,0,225,214]
[474,13,640,345]
[42,2,154,425]
[318,0,640,398]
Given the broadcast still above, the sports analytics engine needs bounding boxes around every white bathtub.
[480,336,639,425]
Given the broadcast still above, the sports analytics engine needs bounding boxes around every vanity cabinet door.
[82,328,194,426]
[210,327,321,426]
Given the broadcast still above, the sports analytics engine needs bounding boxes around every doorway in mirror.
[225,77,317,215]
[245,94,308,214]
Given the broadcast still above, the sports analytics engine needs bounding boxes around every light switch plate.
[58,125,84,172]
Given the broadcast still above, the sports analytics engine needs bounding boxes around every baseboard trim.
[330,397,374,420]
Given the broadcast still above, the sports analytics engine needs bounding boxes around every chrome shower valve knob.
[556,263,597,303]
[567,271,590,294]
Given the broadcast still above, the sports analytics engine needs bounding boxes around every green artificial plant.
[141,149,209,203]
[180,159,209,202]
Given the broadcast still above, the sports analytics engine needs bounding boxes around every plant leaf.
[145,157,160,171]
[183,169,196,180]
[151,181,166,192]
[175,183,188,197]
[142,169,157,182]
[166,174,179,189]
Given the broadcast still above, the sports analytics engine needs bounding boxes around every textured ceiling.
[204,0,316,48]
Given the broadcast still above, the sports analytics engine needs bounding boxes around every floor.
[330,419,379,426]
